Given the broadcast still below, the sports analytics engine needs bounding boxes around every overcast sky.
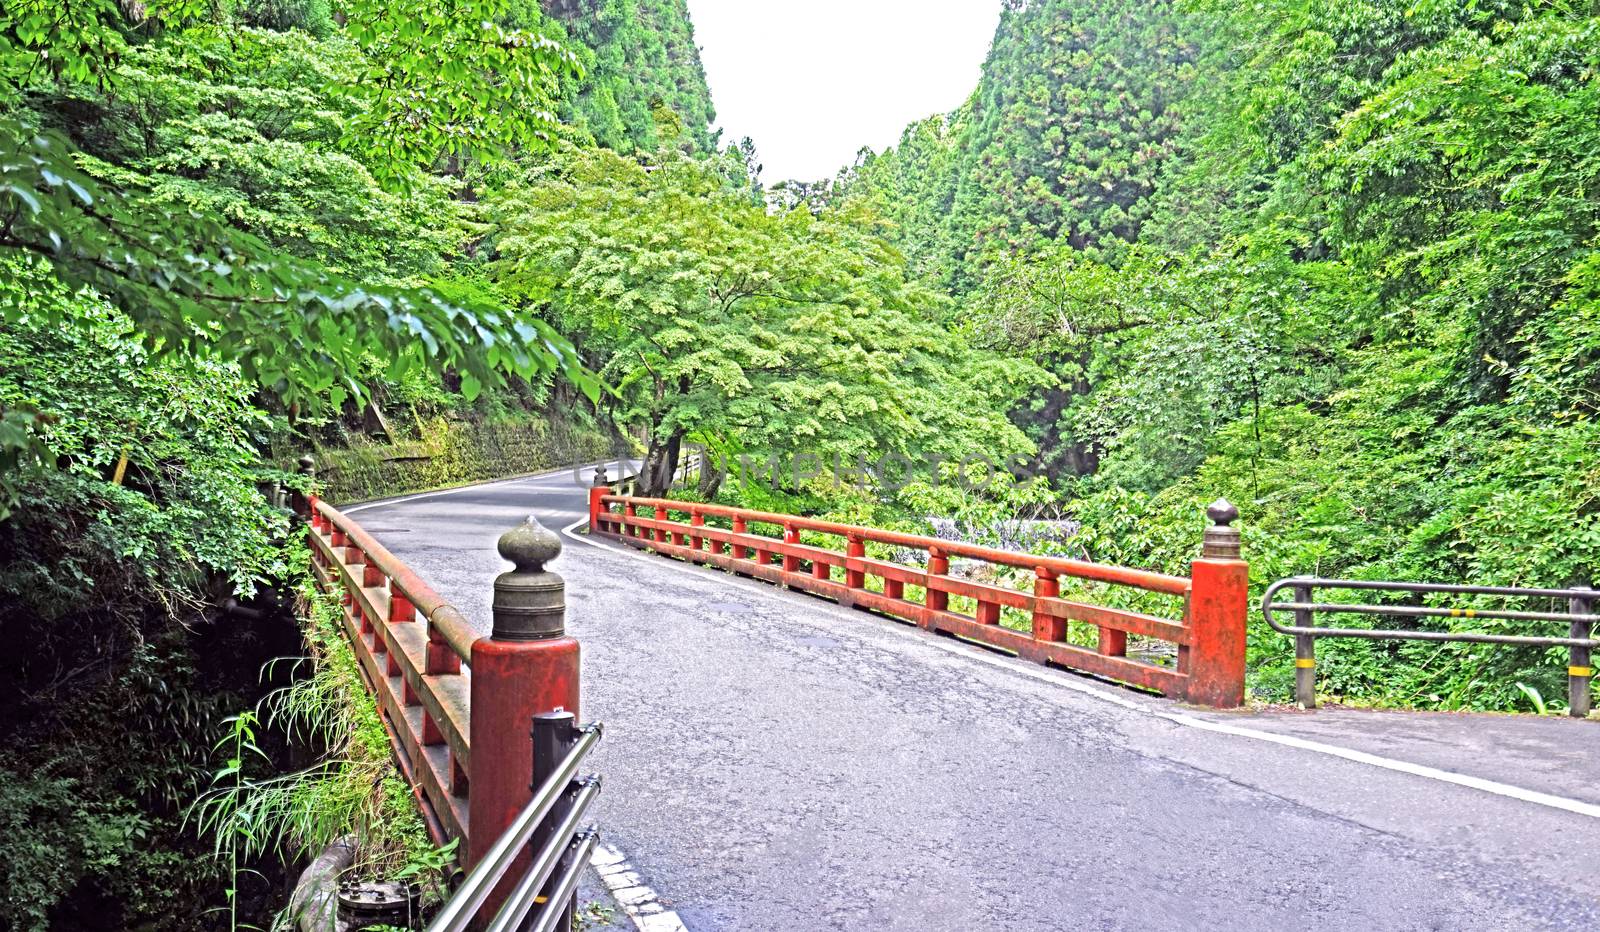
[685,0,1002,183]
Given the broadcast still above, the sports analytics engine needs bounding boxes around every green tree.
[490,145,1037,496]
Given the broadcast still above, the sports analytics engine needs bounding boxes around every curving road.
[350,466,1600,931]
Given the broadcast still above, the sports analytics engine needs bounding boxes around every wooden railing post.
[845,535,865,590]
[1032,567,1064,643]
[469,516,581,917]
[782,523,800,574]
[689,510,705,551]
[924,547,949,630]
[1182,499,1248,708]
[587,465,610,534]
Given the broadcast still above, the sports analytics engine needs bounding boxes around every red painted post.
[732,515,748,560]
[588,465,610,534]
[1099,627,1128,657]
[468,516,581,918]
[654,505,668,544]
[690,510,705,551]
[1032,568,1065,643]
[846,536,865,590]
[1182,500,1248,708]
[782,523,801,574]
[976,600,1000,625]
[926,549,950,610]
[925,548,949,630]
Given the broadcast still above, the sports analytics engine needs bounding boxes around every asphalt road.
[351,467,1600,931]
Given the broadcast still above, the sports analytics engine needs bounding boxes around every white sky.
[686,0,1003,183]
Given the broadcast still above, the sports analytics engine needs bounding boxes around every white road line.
[342,462,623,514]
[589,844,688,932]
[562,518,1600,821]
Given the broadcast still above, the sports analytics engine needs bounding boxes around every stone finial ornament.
[1202,498,1242,560]
[492,516,566,640]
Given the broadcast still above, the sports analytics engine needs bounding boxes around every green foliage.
[0,0,595,414]
[192,586,440,926]
[0,259,290,603]
[821,0,1600,710]
[537,0,718,154]
[490,144,1040,496]
[839,0,1195,293]
[339,0,581,180]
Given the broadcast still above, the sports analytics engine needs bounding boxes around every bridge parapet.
[305,486,586,920]
[589,489,1249,708]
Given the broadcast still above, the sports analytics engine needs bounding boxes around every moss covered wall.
[313,413,613,504]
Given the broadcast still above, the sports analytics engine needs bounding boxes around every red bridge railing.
[304,488,582,917]
[590,485,1248,708]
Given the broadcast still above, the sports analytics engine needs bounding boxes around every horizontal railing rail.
[1262,576,1599,715]
[589,485,1251,708]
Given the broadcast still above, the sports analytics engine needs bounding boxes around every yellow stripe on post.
[1569,666,1593,678]
[1294,658,1315,669]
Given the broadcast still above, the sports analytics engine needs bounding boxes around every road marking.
[590,843,688,932]
[563,518,1600,822]
[342,461,638,514]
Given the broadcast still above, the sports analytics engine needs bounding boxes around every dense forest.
[1,0,1596,927]
[830,0,1600,708]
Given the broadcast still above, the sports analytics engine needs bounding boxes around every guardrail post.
[1293,577,1316,709]
[532,711,581,932]
[588,466,610,534]
[1182,499,1248,708]
[1570,586,1594,719]
[469,517,581,916]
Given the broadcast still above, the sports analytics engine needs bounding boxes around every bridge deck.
[351,469,1600,931]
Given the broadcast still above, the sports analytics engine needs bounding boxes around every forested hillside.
[541,0,719,153]
[3,0,1598,925]
[835,0,1600,710]
[0,0,708,927]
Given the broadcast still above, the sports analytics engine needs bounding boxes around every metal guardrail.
[1262,577,1598,716]
[428,711,602,932]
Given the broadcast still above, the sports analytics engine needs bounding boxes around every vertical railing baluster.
[1032,567,1063,645]
[924,547,948,631]
[846,535,865,590]
[782,523,800,574]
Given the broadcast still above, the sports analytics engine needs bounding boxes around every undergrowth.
[189,570,451,929]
